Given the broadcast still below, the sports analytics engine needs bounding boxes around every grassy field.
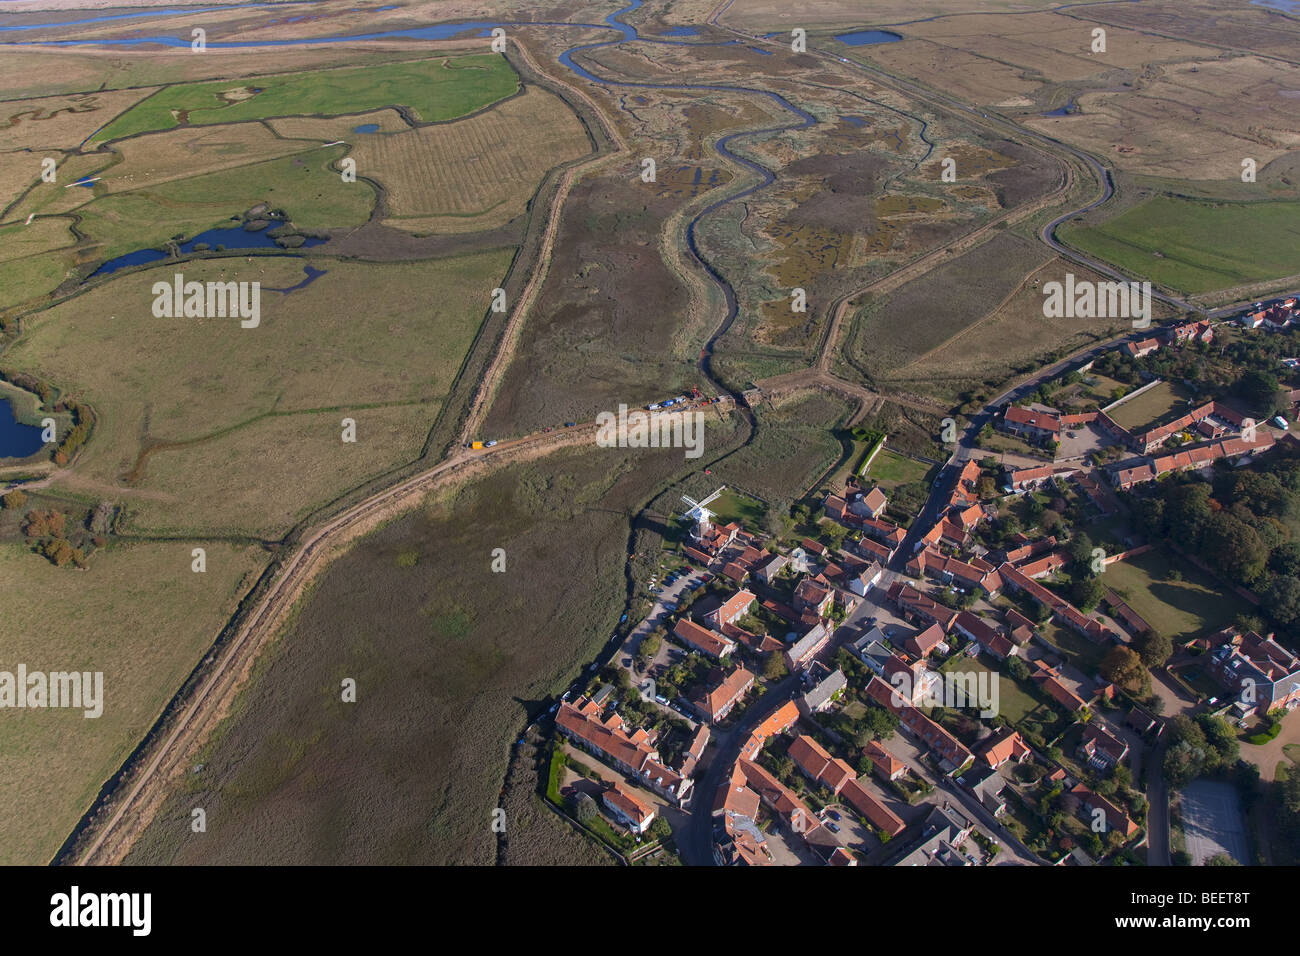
[867,448,932,489]
[849,232,1055,385]
[69,145,375,263]
[122,401,441,537]
[1102,547,1251,643]
[1060,197,1300,296]
[0,540,268,865]
[122,439,740,865]
[349,86,591,234]
[8,253,509,535]
[90,56,518,145]
[1105,380,1194,432]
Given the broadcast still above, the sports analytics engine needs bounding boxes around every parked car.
[827,822,840,833]
[484,440,498,447]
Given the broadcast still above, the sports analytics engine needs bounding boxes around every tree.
[1101,646,1149,695]
[649,816,672,841]
[571,791,598,825]
[0,489,26,510]
[1068,531,1096,574]
[1072,575,1104,612]
[1264,575,1300,629]
[1006,656,1030,681]
[1201,511,1268,585]
[1205,852,1240,866]
[1238,368,1283,415]
[1136,631,1173,669]
[762,652,788,681]
[860,704,899,742]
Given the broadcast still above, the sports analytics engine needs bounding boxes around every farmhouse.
[1207,628,1300,717]
[1000,405,1061,443]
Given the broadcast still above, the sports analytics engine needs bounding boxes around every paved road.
[681,673,801,866]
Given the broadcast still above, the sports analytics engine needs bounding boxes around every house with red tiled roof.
[701,589,756,630]
[556,698,692,804]
[1078,722,1129,769]
[976,728,1032,769]
[673,618,736,660]
[864,676,973,772]
[1000,405,1062,443]
[886,581,959,632]
[721,621,782,654]
[1163,319,1213,346]
[848,487,888,519]
[1016,550,1070,580]
[1124,337,1160,358]
[602,784,656,834]
[789,734,857,796]
[721,560,749,584]
[999,563,1118,645]
[909,547,1003,596]
[1002,536,1058,565]
[863,740,906,781]
[1208,628,1300,717]
[1070,784,1139,838]
[690,666,755,724]
[954,610,1018,661]
[860,515,906,547]
[905,623,947,659]
[1030,660,1089,714]
[840,777,906,837]
[793,576,834,616]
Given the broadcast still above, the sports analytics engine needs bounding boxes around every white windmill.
[680,486,726,541]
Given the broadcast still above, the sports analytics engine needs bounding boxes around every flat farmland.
[1059,196,1300,296]
[890,256,1153,404]
[268,108,409,142]
[65,145,374,264]
[0,540,268,866]
[348,85,592,234]
[0,89,157,151]
[120,401,442,538]
[122,439,741,866]
[847,231,1055,387]
[1025,56,1300,181]
[100,122,323,196]
[8,253,510,534]
[859,38,1042,107]
[0,46,413,101]
[90,56,518,145]
[893,11,1221,82]
[700,0,1063,28]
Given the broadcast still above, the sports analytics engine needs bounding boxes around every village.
[537,299,1300,866]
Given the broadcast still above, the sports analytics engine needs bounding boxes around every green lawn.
[91,55,518,144]
[709,489,767,527]
[1060,196,1300,296]
[868,448,934,489]
[1102,547,1251,643]
[1039,618,1107,676]
[1105,380,1195,432]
